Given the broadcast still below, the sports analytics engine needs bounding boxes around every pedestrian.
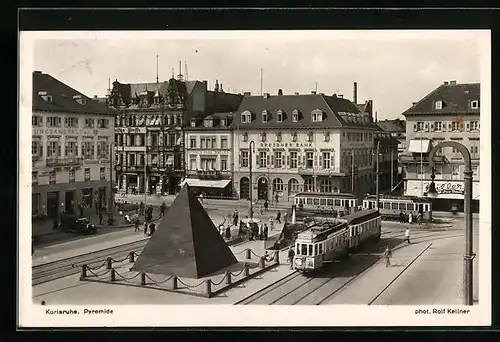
[199,193,204,203]
[287,246,295,270]
[233,210,239,226]
[405,228,411,244]
[99,212,103,225]
[263,224,269,240]
[417,212,422,225]
[264,200,268,211]
[399,211,404,223]
[134,218,140,232]
[383,246,392,267]
[143,222,148,235]
[275,193,279,204]
[408,212,413,225]
[160,201,166,217]
[283,211,288,223]
[276,211,281,224]
[225,226,231,240]
[149,223,156,236]
[258,224,263,240]
[139,202,144,216]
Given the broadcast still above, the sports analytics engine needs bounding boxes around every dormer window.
[276,132,282,142]
[73,94,87,105]
[307,131,314,142]
[324,131,330,142]
[262,110,269,123]
[292,132,298,142]
[261,132,267,142]
[435,100,443,110]
[471,100,479,109]
[292,109,299,122]
[38,91,52,103]
[241,110,252,123]
[311,109,323,122]
[277,110,283,123]
[204,119,213,128]
[190,118,196,127]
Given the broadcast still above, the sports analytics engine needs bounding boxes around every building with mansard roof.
[108,75,241,195]
[32,71,115,221]
[231,85,380,204]
[401,80,480,212]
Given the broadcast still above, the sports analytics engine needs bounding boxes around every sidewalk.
[323,241,432,305]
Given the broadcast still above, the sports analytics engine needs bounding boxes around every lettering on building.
[260,142,313,148]
[425,182,464,195]
[32,128,104,136]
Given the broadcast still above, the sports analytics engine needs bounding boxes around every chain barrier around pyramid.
[131,184,238,279]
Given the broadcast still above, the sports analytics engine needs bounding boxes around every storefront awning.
[179,178,231,189]
[408,139,431,154]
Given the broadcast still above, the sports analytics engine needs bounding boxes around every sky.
[31,31,483,120]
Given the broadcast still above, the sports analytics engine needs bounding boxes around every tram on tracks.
[361,195,432,222]
[292,209,381,273]
[291,192,359,221]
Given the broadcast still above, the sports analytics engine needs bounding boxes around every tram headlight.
[295,258,303,266]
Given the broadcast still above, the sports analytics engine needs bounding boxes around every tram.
[292,192,359,221]
[293,209,381,273]
[362,195,432,222]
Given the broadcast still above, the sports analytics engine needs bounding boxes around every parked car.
[59,214,97,235]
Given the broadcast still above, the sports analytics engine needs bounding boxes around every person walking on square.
[99,212,103,225]
[225,226,231,240]
[276,211,281,224]
[263,224,269,240]
[149,223,156,236]
[258,224,263,240]
[287,246,295,270]
[283,211,288,224]
[143,222,148,235]
[139,202,145,216]
[405,228,411,244]
[160,201,166,217]
[134,218,140,232]
[408,212,413,225]
[399,211,404,223]
[383,246,392,267]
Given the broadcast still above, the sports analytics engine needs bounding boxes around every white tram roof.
[363,194,431,203]
[295,192,357,199]
[297,221,346,243]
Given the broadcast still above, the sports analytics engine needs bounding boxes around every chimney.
[278,89,283,96]
[375,111,378,123]
[203,80,208,90]
[450,80,457,85]
[214,80,219,92]
[353,82,358,104]
[444,81,449,85]
[220,83,224,92]
[412,102,417,105]
[332,93,337,98]
[93,95,98,99]
[338,94,343,99]
[311,91,316,94]
[294,92,299,95]
[263,93,270,99]
[243,92,251,97]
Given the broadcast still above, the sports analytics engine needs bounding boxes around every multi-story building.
[32,71,115,219]
[231,88,380,203]
[108,75,241,195]
[376,118,407,158]
[401,80,480,212]
[182,113,236,197]
[373,131,401,195]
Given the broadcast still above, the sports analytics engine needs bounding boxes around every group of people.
[399,210,423,225]
[245,222,270,241]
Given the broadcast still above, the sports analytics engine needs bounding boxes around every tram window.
[296,244,300,254]
[314,198,320,205]
[391,202,397,210]
[308,244,313,256]
[319,243,323,254]
[301,244,308,255]
[327,199,334,206]
[334,199,340,206]
[320,198,327,205]
[305,198,312,205]
[314,244,318,255]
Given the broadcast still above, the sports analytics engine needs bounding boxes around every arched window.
[304,177,315,192]
[320,179,332,193]
[288,178,300,195]
[273,178,284,192]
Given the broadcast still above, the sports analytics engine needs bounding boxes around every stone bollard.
[226,271,232,285]
[259,257,265,268]
[106,257,112,270]
[80,264,87,280]
[110,269,116,282]
[140,272,146,285]
[205,279,212,297]
[246,248,251,259]
[243,264,250,277]
[129,252,135,263]
[274,251,280,263]
[172,276,178,290]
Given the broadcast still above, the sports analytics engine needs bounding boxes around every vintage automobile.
[59,214,98,235]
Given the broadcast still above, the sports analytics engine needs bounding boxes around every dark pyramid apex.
[131,184,237,279]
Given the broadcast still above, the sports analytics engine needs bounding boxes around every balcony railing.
[46,157,83,167]
[186,170,232,179]
[297,167,345,176]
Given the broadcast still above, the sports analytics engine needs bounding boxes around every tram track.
[32,238,149,286]
[236,230,453,305]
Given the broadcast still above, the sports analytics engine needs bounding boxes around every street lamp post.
[426,141,474,306]
[249,140,255,219]
[375,140,381,211]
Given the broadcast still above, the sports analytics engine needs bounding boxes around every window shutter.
[430,122,435,131]
[413,123,417,132]
[267,154,270,166]
[64,117,68,126]
[282,155,286,169]
[330,154,334,169]
[57,143,61,157]
[287,155,290,166]
[319,155,323,168]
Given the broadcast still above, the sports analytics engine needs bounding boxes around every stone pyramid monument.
[131,184,238,279]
